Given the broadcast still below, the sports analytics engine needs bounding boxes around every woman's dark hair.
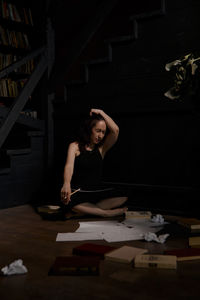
[77,113,106,152]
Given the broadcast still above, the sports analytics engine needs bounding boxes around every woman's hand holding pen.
[61,183,71,205]
[61,185,80,205]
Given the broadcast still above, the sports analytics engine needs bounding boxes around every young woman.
[60,109,128,217]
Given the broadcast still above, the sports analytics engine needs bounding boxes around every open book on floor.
[37,205,61,214]
[36,205,64,220]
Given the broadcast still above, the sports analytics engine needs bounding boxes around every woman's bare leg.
[72,202,127,217]
[96,196,128,210]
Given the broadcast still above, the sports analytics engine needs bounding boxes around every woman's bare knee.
[73,203,108,217]
[97,196,128,210]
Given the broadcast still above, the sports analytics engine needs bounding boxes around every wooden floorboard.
[0,205,200,300]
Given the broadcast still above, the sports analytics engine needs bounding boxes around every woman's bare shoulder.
[69,141,78,148]
[68,142,80,155]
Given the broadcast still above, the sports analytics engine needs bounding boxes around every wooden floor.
[0,205,200,300]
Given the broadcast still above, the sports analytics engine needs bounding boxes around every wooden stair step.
[130,9,166,21]
[0,167,10,175]
[105,35,136,44]
[7,148,31,156]
[0,106,45,130]
[27,130,45,137]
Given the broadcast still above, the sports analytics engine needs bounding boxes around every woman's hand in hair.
[90,108,103,116]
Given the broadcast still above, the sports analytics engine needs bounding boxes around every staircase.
[57,0,198,112]
[0,18,55,209]
[65,0,165,84]
[0,129,45,209]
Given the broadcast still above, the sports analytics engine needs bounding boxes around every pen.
[70,188,81,196]
[64,188,80,199]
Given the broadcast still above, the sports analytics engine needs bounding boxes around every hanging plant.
[164,52,200,100]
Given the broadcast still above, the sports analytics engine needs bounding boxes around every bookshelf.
[0,0,35,117]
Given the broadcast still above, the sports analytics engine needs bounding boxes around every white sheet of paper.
[56,232,103,241]
[76,220,120,233]
[102,227,144,242]
[56,219,165,242]
[122,219,166,229]
[76,220,159,242]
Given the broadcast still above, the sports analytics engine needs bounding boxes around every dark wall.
[54,0,200,210]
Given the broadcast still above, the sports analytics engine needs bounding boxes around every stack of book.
[177,217,200,233]
[134,254,177,269]
[165,248,200,261]
[189,237,200,248]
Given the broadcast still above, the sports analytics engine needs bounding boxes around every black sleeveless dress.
[71,148,103,190]
[68,148,125,208]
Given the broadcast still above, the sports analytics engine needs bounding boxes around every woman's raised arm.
[90,109,119,157]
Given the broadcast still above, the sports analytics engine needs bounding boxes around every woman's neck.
[85,144,95,151]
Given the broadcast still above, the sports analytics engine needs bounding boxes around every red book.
[49,256,100,276]
[73,243,116,259]
[165,248,200,261]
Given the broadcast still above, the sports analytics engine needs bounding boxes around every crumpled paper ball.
[151,214,165,224]
[1,259,28,276]
[143,232,170,244]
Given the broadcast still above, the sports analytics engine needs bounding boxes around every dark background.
[1,0,200,214]
[51,0,200,213]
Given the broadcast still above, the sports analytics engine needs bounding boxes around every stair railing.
[0,47,48,149]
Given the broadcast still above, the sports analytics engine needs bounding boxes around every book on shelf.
[73,243,116,259]
[48,256,101,276]
[1,0,9,19]
[0,78,28,98]
[13,5,23,23]
[0,25,30,49]
[0,53,17,70]
[0,1,34,26]
[164,248,200,261]
[104,245,148,264]
[0,25,8,45]
[0,54,34,74]
[26,7,33,26]
[177,217,200,233]
[20,109,37,119]
[189,237,200,248]
[7,3,14,21]
[134,254,177,269]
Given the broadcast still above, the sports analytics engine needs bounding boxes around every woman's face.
[90,120,106,145]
